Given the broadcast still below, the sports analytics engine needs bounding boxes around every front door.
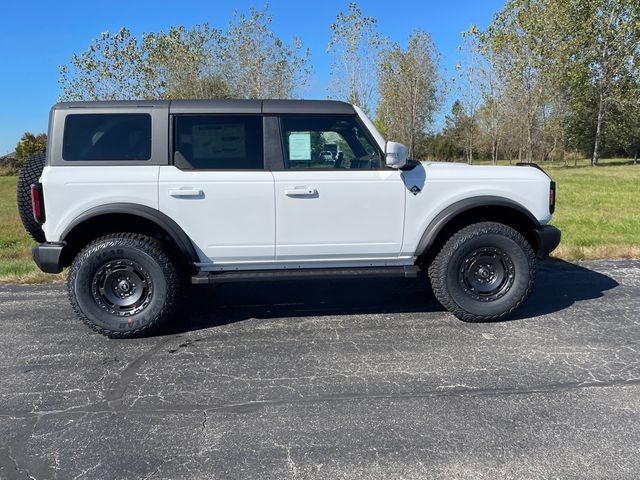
[272,115,405,265]
[159,115,275,269]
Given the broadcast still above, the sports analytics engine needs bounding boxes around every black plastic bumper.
[532,225,561,259]
[32,243,64,274]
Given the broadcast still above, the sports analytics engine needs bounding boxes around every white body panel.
[399,162,553,256]
[41,165,159,241]
[42,161,552,271]
[272,170,406,265]
[158,166,275,265]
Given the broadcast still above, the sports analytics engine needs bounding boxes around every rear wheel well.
[61,213,195,273]
[419,205,539,266]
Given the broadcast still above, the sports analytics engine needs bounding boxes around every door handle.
[169,188,204,197]
[284,187,318,197]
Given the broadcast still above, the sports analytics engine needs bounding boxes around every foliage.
[446,0,640,165]
[48,0,640,164]
[59,6,311,101]
[221,7,312,99]
[562,0,640,165]
[60,28,152,100]
[327,3,386,115]
[12,133,47,172]
[376,30,441,159]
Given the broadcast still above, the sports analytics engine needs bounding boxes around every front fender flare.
[415,196,540,256]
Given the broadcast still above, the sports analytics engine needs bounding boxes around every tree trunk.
[492,138,498,165]
[527,125,533,163]
[592,92,604,167]
[634,149,638,165]
[563,150,568,168]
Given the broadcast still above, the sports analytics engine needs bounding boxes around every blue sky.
[0,0,504,154]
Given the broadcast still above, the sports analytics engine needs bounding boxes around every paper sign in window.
[192,124,246,159]
[288,132,312,161]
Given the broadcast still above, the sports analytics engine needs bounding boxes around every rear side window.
[174,116,263,170]
[63,114,151,161]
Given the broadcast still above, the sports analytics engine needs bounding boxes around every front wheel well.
[60,213,195,273]
[418,205,540,265]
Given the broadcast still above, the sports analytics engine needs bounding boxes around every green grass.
[0,176,64,283]
[546,161,640,260]
[466,158,640,259]
[0,160,638,283]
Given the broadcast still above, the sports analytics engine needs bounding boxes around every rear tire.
[16,151,46,243]
[428,222,536,322]
[67,233,183,338]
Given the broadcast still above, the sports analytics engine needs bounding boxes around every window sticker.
[192,124,246,159]
[288,132,312,161]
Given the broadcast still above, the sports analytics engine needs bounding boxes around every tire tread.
[16,151,47,243]
[67,232,182,338]
[427,221,536,323]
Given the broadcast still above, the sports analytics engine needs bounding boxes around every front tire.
[68,233,182,338]
[428,222,536,322]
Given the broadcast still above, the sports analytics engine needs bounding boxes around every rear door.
[159,114,275,269]
[272,115,405,265]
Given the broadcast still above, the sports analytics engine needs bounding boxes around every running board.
[192,266,421,285]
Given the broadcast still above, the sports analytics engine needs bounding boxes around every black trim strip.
[193,265,420,284]
[416,196,541,255]
[61,203,199,263]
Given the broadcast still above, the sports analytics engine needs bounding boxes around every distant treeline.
[46,2,640,166]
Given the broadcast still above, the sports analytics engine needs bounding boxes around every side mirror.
[385,141,408,168]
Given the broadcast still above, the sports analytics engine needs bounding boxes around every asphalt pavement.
[0,259,638,479]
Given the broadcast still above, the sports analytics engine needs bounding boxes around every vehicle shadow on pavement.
[511,259,619,320]
[162,259,619,335]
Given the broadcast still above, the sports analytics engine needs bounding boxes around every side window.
[174,116,263,170]
[280,116,382,170]
[63,114,151,161]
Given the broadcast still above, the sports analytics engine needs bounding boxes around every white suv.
[18,100,560,337]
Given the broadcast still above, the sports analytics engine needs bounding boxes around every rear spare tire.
[17,151,46,243]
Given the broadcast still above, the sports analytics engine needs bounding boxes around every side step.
[192,266,421,285]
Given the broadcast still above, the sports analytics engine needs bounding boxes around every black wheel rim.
[91,260,153,316]
[457,247,515,302]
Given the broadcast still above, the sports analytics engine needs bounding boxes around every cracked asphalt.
[0,259,639,479]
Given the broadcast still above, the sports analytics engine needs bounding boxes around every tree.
[15,133,47,163]
[327,2,386,115]
[481,0,554,164]
[475,0,640,165]
[608,76,640,163]
[454,27,486,164]
[560,0,640,165]
[466,25,507,165]
[376,30,441,159]
[441,100,474,161]
[220,6,311,99]
[60,28,152,100]
[59,6,311,101]
[142,24,227,99]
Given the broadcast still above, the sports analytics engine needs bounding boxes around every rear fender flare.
[61,203,199,263]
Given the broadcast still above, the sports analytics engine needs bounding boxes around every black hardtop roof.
[53,99,355,115]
